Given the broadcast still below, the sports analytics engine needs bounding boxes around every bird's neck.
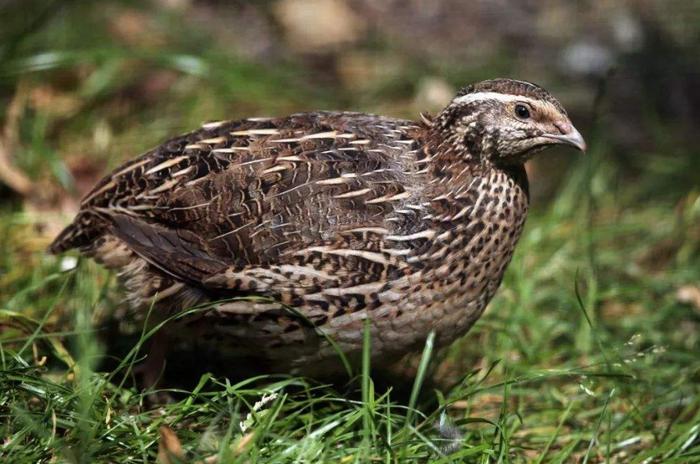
[417,125,490,191]
[428,104,502,163]
[414,122,530,207]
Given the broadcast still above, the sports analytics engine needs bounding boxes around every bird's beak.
[544,124,587,152]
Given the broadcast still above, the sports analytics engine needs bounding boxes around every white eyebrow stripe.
[451,91,540,106]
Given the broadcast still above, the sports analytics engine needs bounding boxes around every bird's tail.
[48,212,98,254]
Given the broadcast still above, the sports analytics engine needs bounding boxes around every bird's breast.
[375,166,530,347]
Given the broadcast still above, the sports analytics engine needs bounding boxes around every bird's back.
[50,111,426,262]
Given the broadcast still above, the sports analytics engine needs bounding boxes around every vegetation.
[1,1,698,462]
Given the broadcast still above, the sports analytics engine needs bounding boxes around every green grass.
[1,1,699,462]
[1,159,698,463]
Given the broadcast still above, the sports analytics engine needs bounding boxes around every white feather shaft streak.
[145,156,189,175]
[333,188,372,199]
[300,131,337,140]
[275,265,338,281]
[295,246,391,265]
[146,178,181,195]
[81,180,116,204]
[113,158,151,177]
[344,227,389,234]
[381,247,412,256]
[303,281,385,301]
[365,191,412,204]
[231,129,280,136]
[212,147,250,153]
[172,166,194,177]
[201,120,226,130]
[385,229,436,241]
[199,136,227,144]
[316,177,350,185]
[261,165,289,174]
[320,281,385,296]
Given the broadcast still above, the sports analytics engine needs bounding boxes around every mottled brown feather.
[50,80,581,376]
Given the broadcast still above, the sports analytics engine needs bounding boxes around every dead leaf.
[677,285,700,312]
[29,85,82,117]
[234,432,254,455]
[202,432,254,463]
[273,0,365,52]
[109,8,164,48]
[0,82,32,196]
[158,425,185,464]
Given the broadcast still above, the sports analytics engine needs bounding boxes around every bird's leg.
[133,328,172,404]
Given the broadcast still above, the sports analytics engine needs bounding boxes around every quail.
[50,78,586,378]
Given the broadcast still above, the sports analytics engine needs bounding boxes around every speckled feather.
[50,79,582,376]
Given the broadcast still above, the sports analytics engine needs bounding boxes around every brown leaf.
[158,425,185,464]
[201,432,254,463]
[233,432,255,455]
[109,8,163,48]
[29,85,82,117]
[677,285,700,312]
[0,82,32,196]
[273,0,365,52]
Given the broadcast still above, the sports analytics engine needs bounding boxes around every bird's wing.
[57,112,427,293]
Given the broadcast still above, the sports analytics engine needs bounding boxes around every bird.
[49,78,585,380]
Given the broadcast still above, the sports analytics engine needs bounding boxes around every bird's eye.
[515,104,530,119]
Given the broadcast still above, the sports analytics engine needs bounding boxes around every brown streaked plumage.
[50,78,585,377]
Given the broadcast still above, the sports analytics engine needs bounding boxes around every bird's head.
[434,78,586,165]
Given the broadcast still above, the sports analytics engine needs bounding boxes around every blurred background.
[1,0,699,216]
